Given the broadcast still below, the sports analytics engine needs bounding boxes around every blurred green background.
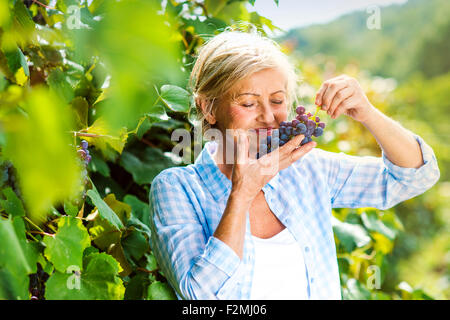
[0,0,448,300]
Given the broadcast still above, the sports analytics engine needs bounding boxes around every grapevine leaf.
[123,194,150,227]
[43,216,91,273]
[159,85,190,113]
[120,148,178,185]
[2,88,83,223]
[332,216,371,252]
[63,199,79,217]
[124,272,150,300]
[87,151,110,177]
[47,68,74,103]
[0,187,26,218]
[0,217,38,299]
[361,210,397,240]
[122,228,149,262]
[147,281,177,300]
[82,117,128,161]
[343,279,372,300]
[86,188,124,230]
[45,252,125,300]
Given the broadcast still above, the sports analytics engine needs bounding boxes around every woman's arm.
[360,106,423,168]
[213,191,251,260]
[315,74,423,168]
[313,74,440,209]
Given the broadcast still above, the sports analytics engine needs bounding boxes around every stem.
[26,231,39,242]
[31,0,56,10]
[140,138,157,148]
[28,230,55,237]
[24,216,46,233]
[136,267,159,275]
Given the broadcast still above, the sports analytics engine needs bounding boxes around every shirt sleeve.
[314,133,440,209]
[148,171,242,300]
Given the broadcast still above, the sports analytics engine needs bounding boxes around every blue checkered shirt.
[148,134,440,300]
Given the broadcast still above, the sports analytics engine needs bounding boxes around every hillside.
[279,0,450,81]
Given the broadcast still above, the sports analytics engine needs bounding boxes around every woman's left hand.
[315,74,375,123]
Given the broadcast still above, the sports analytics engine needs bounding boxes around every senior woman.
[148,31,440,300]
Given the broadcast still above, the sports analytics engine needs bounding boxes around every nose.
[257,101,275,124]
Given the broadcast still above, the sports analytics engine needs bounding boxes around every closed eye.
[242,103,255,108]
[271,100,283,104]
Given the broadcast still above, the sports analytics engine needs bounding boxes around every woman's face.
[213,67,289,145]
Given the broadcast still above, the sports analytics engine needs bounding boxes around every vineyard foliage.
[0,0,444,300]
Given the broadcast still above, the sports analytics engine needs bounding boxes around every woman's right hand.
[230,130,317,202]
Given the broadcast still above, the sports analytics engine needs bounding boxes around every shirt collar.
[194,141,281,202]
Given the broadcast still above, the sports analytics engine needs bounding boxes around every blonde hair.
[188,29,299,135]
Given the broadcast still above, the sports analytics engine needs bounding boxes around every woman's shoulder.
[152,164,199,187]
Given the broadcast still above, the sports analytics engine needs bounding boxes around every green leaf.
[361,210,397,241]
[122,229,149,262]
[343,278,372,300]
[123,194,150,227]
[48,68,74,104]
[45,252,125,300]
[124,272,150,300]
[144,253,157,272]
[147,281,177,300]
[0,217,38,299]
[87,152,110,177]
[63,199,79,217]
[86,188,124,230]
[120,148,178,185]
[2,88,83,223]
[43,216,91,273]
[159,85,190,113]
[0,187,25,218]
[82,117,128,161]
[332,216,371,252]
[4,47,29,78]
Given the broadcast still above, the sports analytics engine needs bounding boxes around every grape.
[285,127,292,135]
[299,114,308,122]
[296,123,307,134]
[78,149,87,158]
[255,105,327,159]
[296,106,305,115]
[313,127,324,137]
[81,140,88,150]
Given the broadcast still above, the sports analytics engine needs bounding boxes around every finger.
[279,133,305,156]
[321,80,348,112]
[331,96,352,119]
[235,130,249,165]
[289,140,317,164]
[327,86,353,118]
[315,82,329,106]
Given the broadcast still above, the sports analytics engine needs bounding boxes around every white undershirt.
[250,227,309,300]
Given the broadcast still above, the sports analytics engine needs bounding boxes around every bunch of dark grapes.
[77,140,92,165]
[29,263,49,300]
[257,105,326,158]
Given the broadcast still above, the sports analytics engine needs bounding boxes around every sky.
[248,0,408,32]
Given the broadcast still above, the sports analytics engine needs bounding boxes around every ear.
[196,96,217,125]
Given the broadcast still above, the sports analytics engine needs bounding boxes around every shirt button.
[305,246,310,253]
[311,278,315,284]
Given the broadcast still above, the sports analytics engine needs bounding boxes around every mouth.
[254,127,273,135]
